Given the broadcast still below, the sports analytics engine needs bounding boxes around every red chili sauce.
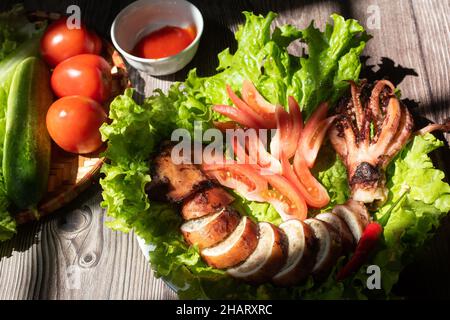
[132,25,196,59]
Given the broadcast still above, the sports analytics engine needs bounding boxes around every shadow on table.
[0,222,39,260]
[0,184,102,261]
[360,56,418,87]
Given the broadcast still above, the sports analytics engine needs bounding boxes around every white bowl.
[111,0,204,76]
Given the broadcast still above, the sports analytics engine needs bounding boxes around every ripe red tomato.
[89,31,103,54]
[51,54,112,103]
[46,96,107,154]
[41,17,102,67]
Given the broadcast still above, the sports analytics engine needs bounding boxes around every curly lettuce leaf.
[0,4,39,60]
[314,144,350,211]
[290,14,370,116]
[371,134,450,294]
[231,192,282,226]
[185,12,368,119]
[184,11,295,114]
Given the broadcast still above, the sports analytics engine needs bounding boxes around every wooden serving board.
[14,11,129,225]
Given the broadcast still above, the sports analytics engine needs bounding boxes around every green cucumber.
[3,57,53,210]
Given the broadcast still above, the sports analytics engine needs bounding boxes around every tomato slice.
[213,105,263,129]
[241,80,277,127]
[292,151,330,208]
[270,105,291,160]
[262,173,308,221]
[280,151,329,208]
[248,134,282,174]
[299,102,336,168]
[230,135,251,165]
[202,160,307,221]
[241,80,276,113]
[213,121,239,132]
[226,85,274,129]
[202,162,268,202]
[270,97,304,160]
[286,96,303,159]
[231,134,282,174]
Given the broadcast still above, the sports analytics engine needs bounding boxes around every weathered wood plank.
[350,0,432,106]
[0,186,178,300]
[410,0,450,137]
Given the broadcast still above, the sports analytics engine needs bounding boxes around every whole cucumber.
[3,57,53,210]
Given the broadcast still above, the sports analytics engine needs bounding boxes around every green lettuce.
[371,134,450,295]
[0,4,39,60]
[315,144,350,211]
[290,14,370,116]
[99,12,450,299]
[184,12,368,117]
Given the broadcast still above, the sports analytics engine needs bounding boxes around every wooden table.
[0,0,449,299]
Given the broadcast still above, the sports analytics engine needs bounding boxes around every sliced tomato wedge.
[261,173,308,221]
[213,121,239,132]
[281,151,329,208]
[230,135,252,165]
[241,80,277,128]
[299,102,336,168]
[270,98,304,160]
[231,134,282,174]
[241,80,276,114]
[247,134,282,174]
[202,162,268,203]
[292,151,330,208]
[270,105,291,160]
[213,105,262,129]
[286,96,303,158]
[227,85,276,129]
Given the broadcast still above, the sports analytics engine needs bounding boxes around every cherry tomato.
[89,31,103,54]
[46,96,107,154]
[41,17,102,67]
[51,54,112,103]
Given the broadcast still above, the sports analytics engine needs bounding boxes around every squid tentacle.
[329,80,413,205]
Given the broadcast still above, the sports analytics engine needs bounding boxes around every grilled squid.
[329,80,414,205]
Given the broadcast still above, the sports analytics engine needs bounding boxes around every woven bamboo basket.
[14,11,129,224]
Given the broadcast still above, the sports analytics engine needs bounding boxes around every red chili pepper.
[336,222,383,281]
